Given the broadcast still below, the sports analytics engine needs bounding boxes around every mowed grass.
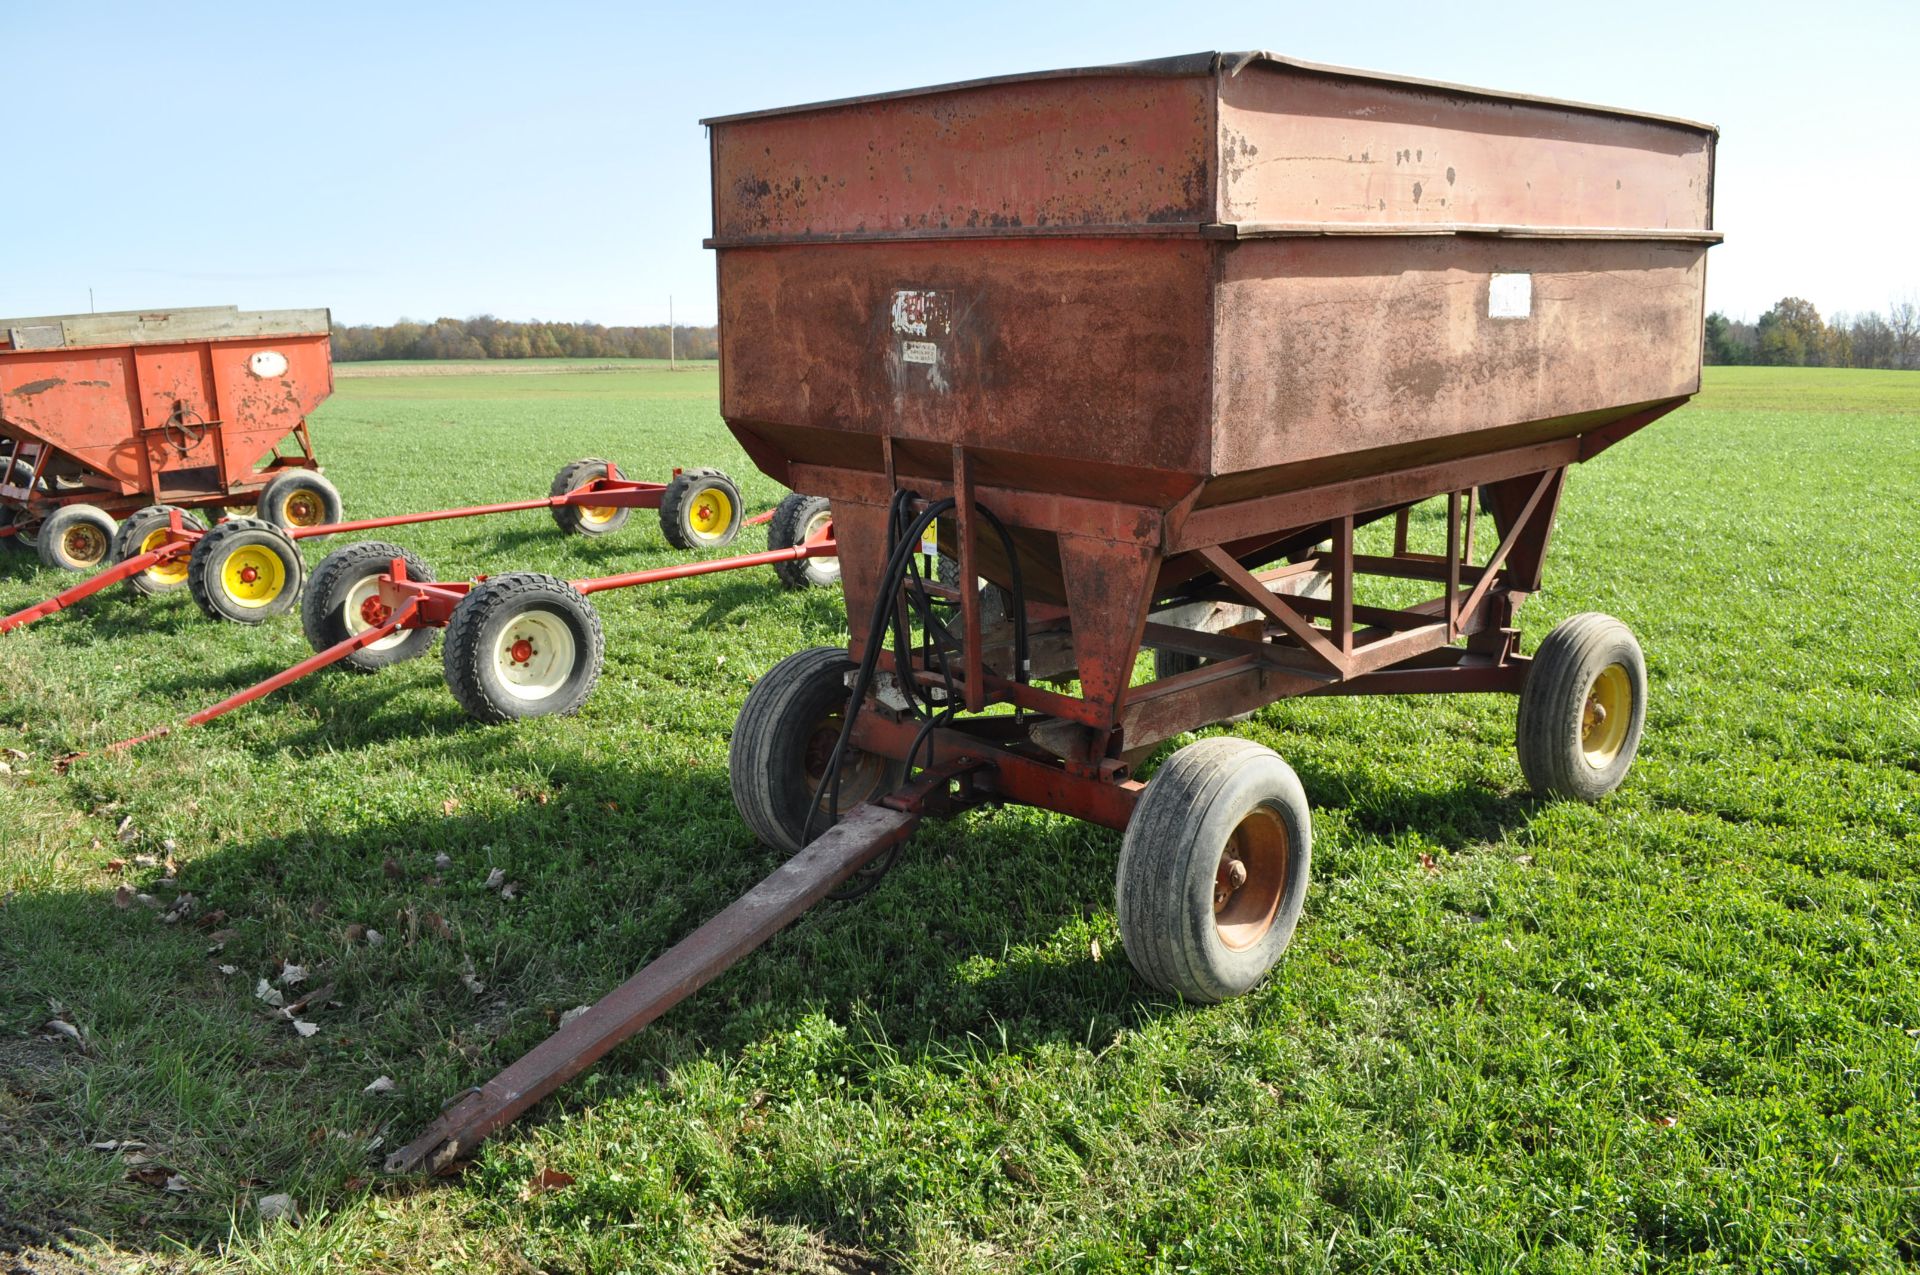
[1,364,1917,1272]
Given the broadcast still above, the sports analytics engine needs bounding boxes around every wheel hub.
[510,638,535,664]
[1214,808,1289,951]
[1580,663,1633,767]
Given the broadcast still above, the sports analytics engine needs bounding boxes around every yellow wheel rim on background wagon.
[280,488,328,527]
[221,545,287,608]
[688,485,734,541]
[572,484,619,528]
[139,527,191,585]
[63,522,109,566]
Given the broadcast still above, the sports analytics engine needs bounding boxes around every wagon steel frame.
[105,519,838,751]
[0,463,765,634]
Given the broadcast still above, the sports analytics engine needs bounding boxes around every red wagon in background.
[0,305,342,570]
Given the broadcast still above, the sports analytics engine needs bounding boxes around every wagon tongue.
[383,803,920,1176]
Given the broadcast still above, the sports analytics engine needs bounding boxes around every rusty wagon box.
[0,305,333,567]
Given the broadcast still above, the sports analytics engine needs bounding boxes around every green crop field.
[1,365,1917,1273]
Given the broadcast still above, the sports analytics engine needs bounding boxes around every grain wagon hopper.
[0,306,341,569]
[384,52,1719,1173]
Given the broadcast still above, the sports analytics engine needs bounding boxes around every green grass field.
[2,365,1917,1273]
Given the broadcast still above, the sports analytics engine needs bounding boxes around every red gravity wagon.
[383,52,1720,1173]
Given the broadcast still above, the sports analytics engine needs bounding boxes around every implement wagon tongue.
[385,804,919,1175]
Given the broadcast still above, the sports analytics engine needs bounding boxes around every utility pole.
[668,295,676,371]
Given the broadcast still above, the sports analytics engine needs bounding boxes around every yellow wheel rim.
[571,485,618,527]
[280,488,327,527]
[1581,663,1633,767]
[221,545,287,608]
[139,527,190,585]
[63,523,108,566]
[687,485,734,540]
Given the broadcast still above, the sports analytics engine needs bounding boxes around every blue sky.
[5,0,1913,327]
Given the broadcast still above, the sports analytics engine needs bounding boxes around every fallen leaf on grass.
[278,963,309,986]
[104,858,127,873]
[126,1165,177,1188]
[442,798,461,815]
[461,971,485,995]
[255,980,286,1008]
[89,1139,146,1153]
[1514,854,1535,867]
[113,885,136,909]
[1090,938,1102,963]
[165,1174,191,1193]
[1418,853,1440,874]
[433,852,452,870]
[519,1167,575,1200]
[161,894,196,924]
[217,965,238,976]
[499,881,520,900]
[256,1193,298,1222]
[116,816,137,843]
[559,1005,592,1028]
[1650,1115,1678,1128]
[363,1076,396,1096]
[41,1019,81,1043]
[291,1020,320,1038]
[483,868,506,890]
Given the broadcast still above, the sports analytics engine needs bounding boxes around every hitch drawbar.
[384,803,919,1175]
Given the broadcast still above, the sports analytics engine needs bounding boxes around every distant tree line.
[1706,298,1918,369]
[330,315,718,362]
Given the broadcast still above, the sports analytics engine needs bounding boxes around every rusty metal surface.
[0,311,332,509]
[1217,61,1714,232]
[709,73,1214,244]
[386,803,920,1174]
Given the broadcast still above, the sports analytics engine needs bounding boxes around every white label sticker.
[901,340,938,365]
[1488,273,1532,319]
[248,350,290,377]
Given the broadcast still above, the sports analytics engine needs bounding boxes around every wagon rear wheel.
[660,468,743,550]
[112,505,208,596]
[729,647,905,854]
[187,517,305,624]
[549,458,632,537]
[442,573,604,723]
[302,540,439,670]
[767,492,839,590]
[1516,612,1647,802]
[257,470,343,538]
[37,504,118,572]
[1115,737,1312,1004]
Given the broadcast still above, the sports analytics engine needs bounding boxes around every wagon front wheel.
[1115,737,1312,1004]
[187,518,304,624]
[442,573,604,723]
[257,469,343,538]
[38,504,118,572]
[112,505,209,596]
[659,468,743,550]
[766,492,838,589]
[729,647,905,854]
[302,540,439,670]
[550,458,632,537]
[1516,612,1647,802]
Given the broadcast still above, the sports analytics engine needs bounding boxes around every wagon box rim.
[698,49,1719,137]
